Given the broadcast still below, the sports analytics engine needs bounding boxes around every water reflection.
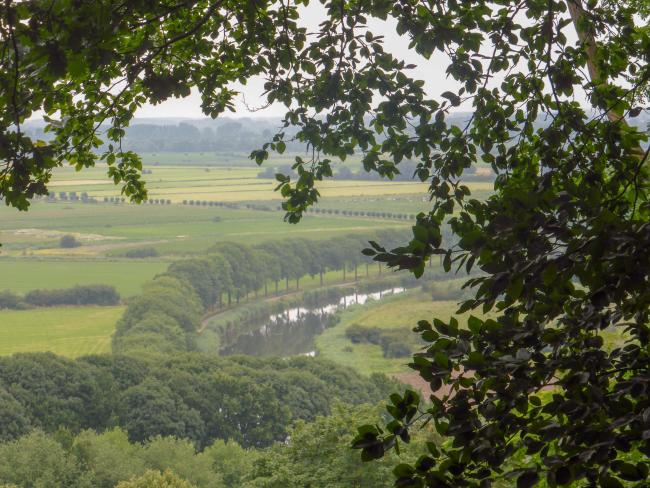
[220,287,405,357]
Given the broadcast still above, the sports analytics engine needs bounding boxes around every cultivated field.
[42,164,438,203]
[0,153,494,359]
[0,306,124,358]
[0,260,168,297]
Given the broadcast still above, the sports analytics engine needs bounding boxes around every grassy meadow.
[0,260,168,297]
[0,306,124,358]
[316,286,480,376]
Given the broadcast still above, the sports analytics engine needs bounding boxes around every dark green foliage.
[0,353,105,432]
[0,387,31,442]
[124,247,159,258]
[59,235,81,248]
[0,352,395,450]
[24,284,120,307]
[118,378,206,444]
[0,290,26,310]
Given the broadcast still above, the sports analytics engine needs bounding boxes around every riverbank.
[315,279,478,376]
[194,272,429,354]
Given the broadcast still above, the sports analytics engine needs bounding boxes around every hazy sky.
[135,4,460,119]
[78,3,581,120]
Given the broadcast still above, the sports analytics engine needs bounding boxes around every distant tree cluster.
[0,352,396,450]
[0,291,27,310]
[180,200,274,213]
[24,285,120,307]
[124,248,159,259]
[306,207,416,221]
[181,200,237,208]
[144,199,172,205]
[102,197,127,204]
[0,285,120,309]
[47,192,100,204]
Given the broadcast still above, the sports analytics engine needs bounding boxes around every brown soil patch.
[392,371,455,398]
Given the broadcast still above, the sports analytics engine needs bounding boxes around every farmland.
[0,152,493,361]
[0,260,168,297]
[38,163,438,203]
[0,306,124,358]
[0,153,449,358]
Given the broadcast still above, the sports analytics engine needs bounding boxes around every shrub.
[345,324,382,345]
[124,248,159,259]
[59,235,81,248]
[24,285,120,307]
[345,324,412,358]
[0,291,26,310]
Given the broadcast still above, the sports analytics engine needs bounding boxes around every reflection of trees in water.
[222,311,332,357]
[220,288,403,357]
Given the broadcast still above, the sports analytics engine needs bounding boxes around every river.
[219,287,406,357]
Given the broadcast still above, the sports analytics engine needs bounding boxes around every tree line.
[0,352,396,451]
[0,285,120,310]
[112,230,415,356]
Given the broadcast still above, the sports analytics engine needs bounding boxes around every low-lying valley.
[0,149,488,486]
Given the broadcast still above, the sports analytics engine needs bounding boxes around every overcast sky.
[135,3,464,119]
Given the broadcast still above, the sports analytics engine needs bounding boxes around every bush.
[382,339,412,358]
[24,285,120,307]
[59,235,81,248]
[0,291,26,310]
[345,325,412,358]
[124,248,159,259]
[345,324,382,345]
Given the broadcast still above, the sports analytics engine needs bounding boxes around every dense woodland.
[0,352,396,449]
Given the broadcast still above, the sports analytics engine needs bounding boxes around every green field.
[0,259,168,297]
[0,306,124,358]
[42,164,437,203]
[316,288,477,376]
[0,202,401,254]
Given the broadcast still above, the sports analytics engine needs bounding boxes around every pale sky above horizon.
[28,3,585,122]
[134,3,468,119]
